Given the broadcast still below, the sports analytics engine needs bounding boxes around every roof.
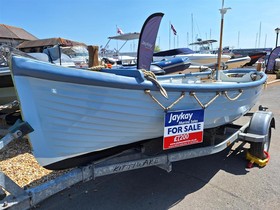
[108,32,140,41]
[0,24,37,40]
[17,37,87,49]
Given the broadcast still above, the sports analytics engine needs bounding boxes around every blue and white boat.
[151,57,191,75]
[9,13,267,170]
[10,55,267,170]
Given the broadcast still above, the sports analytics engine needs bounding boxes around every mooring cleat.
[246,151,270,168]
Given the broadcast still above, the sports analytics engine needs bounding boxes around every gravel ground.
[0,72,278,189]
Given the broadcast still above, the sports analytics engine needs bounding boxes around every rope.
[145,90,185,112]
[166,92,185,111]
[141,69,168,99]
[88,64,112,71]
[144,90,166,110]
[190,92,221,109]
[223,89,243,101]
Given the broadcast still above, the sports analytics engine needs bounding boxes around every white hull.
[175,54,231,66]
[11,56,266,169]
[225,56,251,69]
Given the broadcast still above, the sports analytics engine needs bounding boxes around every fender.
[247,111,275,138]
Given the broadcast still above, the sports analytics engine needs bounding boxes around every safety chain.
[145,90,185,112]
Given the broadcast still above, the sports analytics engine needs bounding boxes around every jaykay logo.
[141,41,153,51]
[167,112,193,124]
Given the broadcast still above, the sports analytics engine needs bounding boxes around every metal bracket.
[157,162,172,173]
[238,132,266,143]
[0,120,34,151]
[81,164,95,182]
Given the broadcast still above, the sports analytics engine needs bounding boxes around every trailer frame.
[0,109,275,210]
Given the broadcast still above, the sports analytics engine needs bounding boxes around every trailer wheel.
[249,126,271,159]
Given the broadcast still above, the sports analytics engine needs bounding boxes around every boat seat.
[219,70,259,82]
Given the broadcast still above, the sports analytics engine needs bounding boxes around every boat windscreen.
[153,48,194,57]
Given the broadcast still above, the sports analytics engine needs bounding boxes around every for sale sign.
[163,109,204,150]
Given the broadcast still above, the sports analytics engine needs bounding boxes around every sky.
[1,0,280,52]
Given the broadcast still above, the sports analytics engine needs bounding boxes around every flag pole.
[169,21,171,49]
[116,25,119,52]
[174,33,175,48]
[216,0,231,80]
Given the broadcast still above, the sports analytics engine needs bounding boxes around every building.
[0,24,37,47]
[17,37,86,53]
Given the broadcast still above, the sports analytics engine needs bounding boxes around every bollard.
[87,45,99,68]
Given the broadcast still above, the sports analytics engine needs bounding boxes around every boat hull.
[176,54,231,66]
[0,67,17,105]
[224,56,251,69]
[10,56,266,169]
[152,57,191,74]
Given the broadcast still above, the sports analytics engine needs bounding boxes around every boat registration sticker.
[163,109,204,150]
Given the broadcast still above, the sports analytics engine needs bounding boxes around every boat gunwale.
[11,55,267,92]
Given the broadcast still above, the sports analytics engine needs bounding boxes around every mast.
[258,22,262,48]
[237,31,240,48]
[216,0,231,80]
[169,21,171,49]
[191,13,194,50]
[264,34,267,48]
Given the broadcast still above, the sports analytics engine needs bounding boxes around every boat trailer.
[0,107,275,210]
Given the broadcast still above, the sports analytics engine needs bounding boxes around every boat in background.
[187,39,231,66]
[28,51,76,68]
[17,37,89,68]
[150,57,191,75]
[101,32,192,75]
[0,66,16,105]
[224,47,271,66]
[61,45,89,68]
[153,45,231,67]
[0,44,81,106]
[245,52,267,66]
[208,55,251,70]
[9,13,267,170]
[100,32,140,66]
[111,56,192,75]
[0,45,23,105]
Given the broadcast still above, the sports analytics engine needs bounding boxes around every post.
[275,28,280,48]
[87,45,99,68]
[58,45,62,66]
[276,33,279,47]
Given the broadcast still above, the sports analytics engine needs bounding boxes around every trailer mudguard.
[247,111,275,136]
